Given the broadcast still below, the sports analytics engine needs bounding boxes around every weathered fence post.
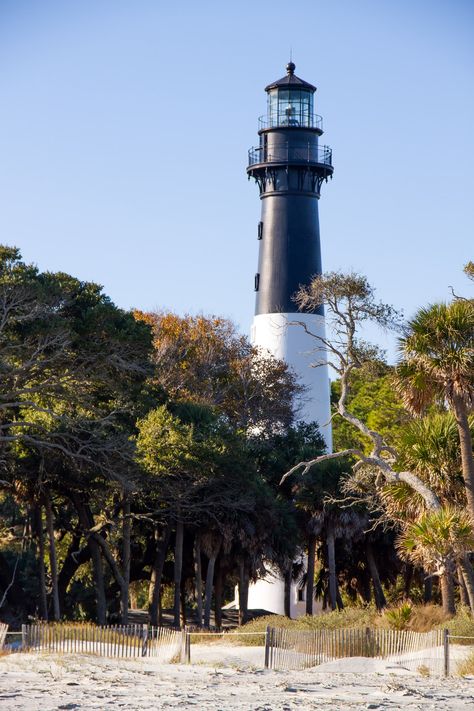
[141,624,149,657]
[264,625,270,669]
[270,627,275,670]
[21,624,27,651]
[185,628,191,664]
[181,626,191,664]
[443,628,450,677]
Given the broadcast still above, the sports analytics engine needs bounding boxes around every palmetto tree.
[397,300,474,519]
[396,506,474,614]
[383,412,474,612]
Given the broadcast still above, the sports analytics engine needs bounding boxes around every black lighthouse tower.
[248,61,333,315]
[247,62,334,447]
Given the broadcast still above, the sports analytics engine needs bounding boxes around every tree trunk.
[423,574,433,603]
[306,532,316,615]
[366,541,386,610]
[458,564,469,607]
[58,534,90,611]
[45,495,60,620]
[357,568,372,604]
[72,496,106,624]
[238,559,249,626]
[173,519,184,628]
[148,522,172,627]
[204,553,217,628]
[326,523,337,611]
[194,533,203,627]
[336,581,344,611]
[440,571,456,616]
[120,494,131,624]
[214,559,223,630]
[459,553,474,612]
[180,577,187,627]
[284,563,292,618]
[35,505,48,620]
[89,538,107,624]
[452,392,474,521]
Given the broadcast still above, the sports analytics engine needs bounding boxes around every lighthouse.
[248,62,333,450]
[244,63,334,617]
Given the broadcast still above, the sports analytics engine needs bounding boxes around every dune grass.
[240,602,472,639]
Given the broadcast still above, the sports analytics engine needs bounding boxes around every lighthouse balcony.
[248,144,332,168]
[258,113,323,131]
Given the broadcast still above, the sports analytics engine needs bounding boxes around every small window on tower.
[257,221,263,239]
[254,273,260,291]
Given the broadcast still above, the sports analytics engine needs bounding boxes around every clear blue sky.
[0,0,472,361]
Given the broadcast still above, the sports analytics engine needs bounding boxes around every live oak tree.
[134,311,303,434]
[136,405,258,627]
[282,273,442,512]
[0,246,153,623]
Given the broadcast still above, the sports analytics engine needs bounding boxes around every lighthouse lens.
[268,88,313,128]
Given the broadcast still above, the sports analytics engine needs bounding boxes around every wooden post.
[21,624,27,651]
[186,628,191,664]
[264,625,270,669]
[141,624,148,657]
[181,628,185,662]
[443,628,450,677]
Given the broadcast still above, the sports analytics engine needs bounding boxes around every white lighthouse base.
[251,311,332,449]
[237,312,332,619]
[246,565,324,618]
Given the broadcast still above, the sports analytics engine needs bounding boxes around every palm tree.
[397,300,474,519]
[396,506,474,615]
[383,412,474,611]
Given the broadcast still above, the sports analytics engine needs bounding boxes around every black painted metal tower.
[247,62,333,317]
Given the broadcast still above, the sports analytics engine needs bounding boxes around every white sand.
[1,647,474,710]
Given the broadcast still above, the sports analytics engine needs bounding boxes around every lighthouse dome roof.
[265,62,316,93]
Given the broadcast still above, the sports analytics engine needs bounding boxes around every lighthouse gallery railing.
[248,144,332,167]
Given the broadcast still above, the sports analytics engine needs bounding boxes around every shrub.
[383,603,413,630]
[437,606,474,645]
[457,652,474,676]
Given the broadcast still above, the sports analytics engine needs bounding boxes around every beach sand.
[1,646,473,710]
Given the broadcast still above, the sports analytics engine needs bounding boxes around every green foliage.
[383,602,413,630]
[395,412,469,505]
[396,506,474,574]
[397,300,474,413]
[331,363,409,453]
[464,261,474,283]
[437,606,474,644]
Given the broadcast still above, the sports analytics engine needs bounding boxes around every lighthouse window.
[254,273,260,291]
[257,221,263,239]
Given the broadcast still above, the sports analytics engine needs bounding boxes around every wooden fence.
[0,622,8,649]
[265,626,446,676]
[22,623,182,662]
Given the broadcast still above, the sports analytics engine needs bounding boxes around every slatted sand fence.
[265,626,446,676]
[0,622,8,649]
[21,623,182,662]
[145,625,183,662]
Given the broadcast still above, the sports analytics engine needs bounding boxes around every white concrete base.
[251,312,332,450]
[243,312,332,618]
[244,565,323,619]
